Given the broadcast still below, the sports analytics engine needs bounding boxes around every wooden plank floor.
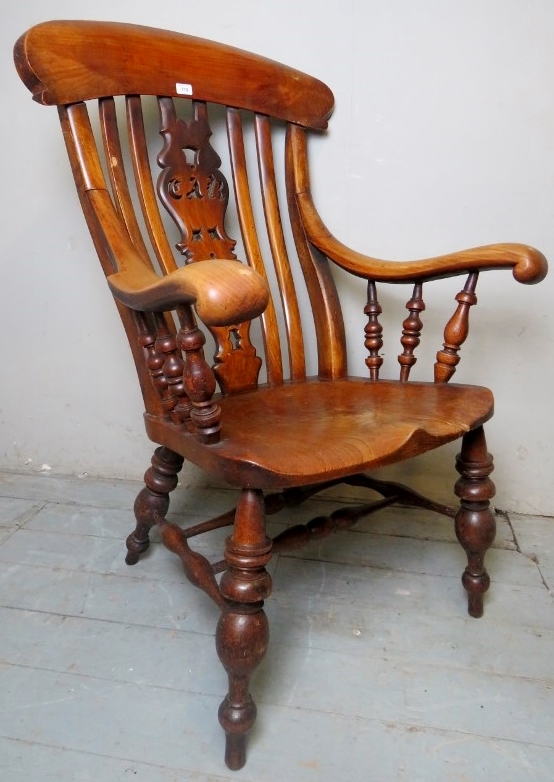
[0,469,553,781]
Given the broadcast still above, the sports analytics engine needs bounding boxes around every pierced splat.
[435,272,479,383]
[157,97,236,262]
[229,328,241,350]
[398,281,425,381]
[156,97,263,396]
[211,322,263,395]
[364,280,384,379]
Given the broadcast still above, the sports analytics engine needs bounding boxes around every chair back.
[15,20,347,419]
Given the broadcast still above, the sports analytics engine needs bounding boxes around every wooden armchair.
[14,20,547,771]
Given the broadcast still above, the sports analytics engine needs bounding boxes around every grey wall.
[2,1,553,514]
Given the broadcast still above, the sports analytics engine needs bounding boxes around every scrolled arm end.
[87,189,269,324]
[509,244,548,284]
[186,259,270,326]
[108,258,269,326]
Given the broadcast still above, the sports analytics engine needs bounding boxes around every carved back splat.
[156,97,262,395]
[157,98,235,263]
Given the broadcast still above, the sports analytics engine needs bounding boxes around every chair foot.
[217,635,263,770]
[125,534,150,566]
[454,426,496,617]
[221,724,249,771]
[126,446,184,565]
[216,489,272,770]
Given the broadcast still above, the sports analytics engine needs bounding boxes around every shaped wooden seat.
[149,378,495,487]
[14,20,547,771]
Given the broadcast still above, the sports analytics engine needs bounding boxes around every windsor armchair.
[14,20,547,771]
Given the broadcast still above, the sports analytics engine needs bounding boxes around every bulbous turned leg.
[216,489,272,771]
[125,446,184,565]
[454,426,496,618]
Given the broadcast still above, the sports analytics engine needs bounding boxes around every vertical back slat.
[126,95,177,274]
[285,124,347,380]
[62,103,116,281]
[255,114,306,382]
[60,103,163,414]
[99,97,151,261]
[226,108,284,386]
[63,102,108,193]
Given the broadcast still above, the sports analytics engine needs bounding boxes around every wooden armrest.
[108,259,269,326]
[296,191,548,285]
[87,189,269,326]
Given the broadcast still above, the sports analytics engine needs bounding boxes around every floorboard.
[0,470,553,781]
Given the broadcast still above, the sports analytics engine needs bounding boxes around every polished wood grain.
[399,282,425,381]
[288,124,548,285]
[144,379,494,487]
[228,108,285,386]
[15,19,547,771]
[14,20,333,128]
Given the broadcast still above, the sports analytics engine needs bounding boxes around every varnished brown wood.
[145,379,495,488]
[435,272,479,383]
[256,114,306,381]
[285,125,348,380]
[15,20,547,771]
[293,196,548,285]
[399,282,425,381]
[126,446,184,564]
[99,97,151,260]
[126,95,179,275]
[228,108,285,386]
[107,247,269,324]
[14,20,334,128]
[216,489,272,770]
[454,426,496,617]
[157,98,237,263]
[270,496,398,553]
[158,516,226,608]
[177,307,222,444]
[364,281,384,380]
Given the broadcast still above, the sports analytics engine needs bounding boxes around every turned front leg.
[126,446,184,565]
[216,489,272,770]
[454,426,496,618]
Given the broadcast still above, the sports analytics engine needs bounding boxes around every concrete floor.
[0,468,553,781]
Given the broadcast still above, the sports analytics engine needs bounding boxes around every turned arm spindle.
[364,280,384,380]
[398,282,425,381]
[177,305,222,444]
[434,272,478,383]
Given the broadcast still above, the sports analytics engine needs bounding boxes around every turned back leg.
[454,426,496,617]
[126,446,184,565]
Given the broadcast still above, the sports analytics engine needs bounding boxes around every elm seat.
[14,19,547,772]
[147,379,495,488]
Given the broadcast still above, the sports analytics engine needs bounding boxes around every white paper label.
[175,82,193,96]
